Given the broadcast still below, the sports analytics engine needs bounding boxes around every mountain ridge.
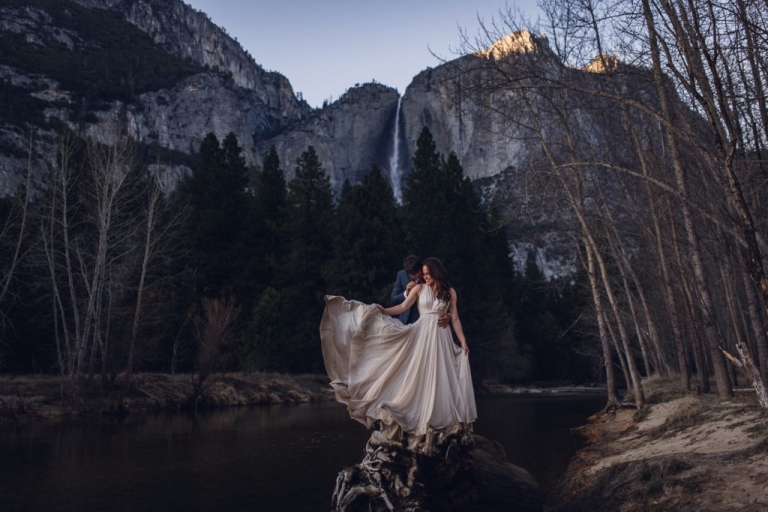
[0,0,641,276]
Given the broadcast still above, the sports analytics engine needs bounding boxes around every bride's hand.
[375,304,386,313]
[461,342,469,356]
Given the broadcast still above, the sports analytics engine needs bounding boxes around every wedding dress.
[320,285,477,437]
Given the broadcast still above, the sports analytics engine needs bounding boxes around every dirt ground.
[553,377,768,512]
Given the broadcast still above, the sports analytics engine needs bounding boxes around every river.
[0,393,604,511]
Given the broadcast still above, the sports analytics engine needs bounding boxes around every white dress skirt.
[319,285,477,437]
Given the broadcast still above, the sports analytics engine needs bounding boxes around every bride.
[320,257,477,440]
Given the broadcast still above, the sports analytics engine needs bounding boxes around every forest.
[2,0,768,417]
[451,0,768,409]
[0,122,595,401]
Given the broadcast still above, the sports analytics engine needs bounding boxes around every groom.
[391,255,451,327]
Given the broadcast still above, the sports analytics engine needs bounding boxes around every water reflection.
[474,394,605,492]
[1,394,604,511]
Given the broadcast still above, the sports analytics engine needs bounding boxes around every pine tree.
[221,133,258,304]
[402,127,444,257]
[235,146,291,372]
[221,133,249,197]
[255,145,289,286]
[258,146,288,216]
[512,255,595,384]
[401,127,513,382]
[324,167,404,304]
[181,132,250,296]
[243,287,288,372]
[402,128,486,283]
[487,201,518,308]
[283,146,334,373]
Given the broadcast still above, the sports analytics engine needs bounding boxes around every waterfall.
[388,96,403,203]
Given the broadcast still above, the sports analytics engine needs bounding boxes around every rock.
[0,0,311,191]
[102,72,286,168]
[332,425,542,512]
[0,1,656,278]
[73,0,310,122]
[264,83,400,190]
[398,31,553,183]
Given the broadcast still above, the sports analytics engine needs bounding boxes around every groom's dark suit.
[391,269,420,324]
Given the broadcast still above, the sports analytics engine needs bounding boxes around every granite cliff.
[0,0,632,275]
[72,0,310,122]
[0,0,311,190]
[0,0,557,190]
[262,83,400,190]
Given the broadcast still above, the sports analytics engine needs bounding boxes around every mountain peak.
[477,30,550,60]
[583,54,624,73]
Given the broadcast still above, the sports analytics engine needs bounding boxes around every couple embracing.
[320,255,477,441]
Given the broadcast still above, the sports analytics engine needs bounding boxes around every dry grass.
[0,372,335,421]
[0,396,34,420]
[554,378,768,512]
[0,374,63,396]
[556,457,695,512]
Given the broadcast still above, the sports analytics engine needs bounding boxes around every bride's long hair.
[423,257,452,302]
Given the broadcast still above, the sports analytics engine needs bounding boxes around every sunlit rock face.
[263,83,400,191]
[478,30,550,59]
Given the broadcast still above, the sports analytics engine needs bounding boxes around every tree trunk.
[574,176,643,407]
[741,265,768,384]
[722,255,768,405]
[626,286,652,378]
[604,309,631,392]
[124,178,160,393]
[642,0,732,399]
[0,131,33,306]
[583,238,622,408]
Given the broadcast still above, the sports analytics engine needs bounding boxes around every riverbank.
[0,374,607,422]
[0,372,335,421]
[484,383,607,396]
[553,377,768,511]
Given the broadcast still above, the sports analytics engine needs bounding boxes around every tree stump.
[332,424,542,512]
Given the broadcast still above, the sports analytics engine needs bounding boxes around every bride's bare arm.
[449,289,469,355]
[377,284,422,316]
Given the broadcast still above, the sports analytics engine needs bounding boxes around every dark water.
[0,393,604,512]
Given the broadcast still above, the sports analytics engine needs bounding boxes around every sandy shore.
[553,377,768,511]
[0,372,335,421]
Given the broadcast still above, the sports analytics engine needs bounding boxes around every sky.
[185,0,542,107]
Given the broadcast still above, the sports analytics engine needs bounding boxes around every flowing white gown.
[320,285,477,437]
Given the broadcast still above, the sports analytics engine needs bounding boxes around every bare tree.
[451,0,768,407]
[37,121,187,394]
[190,296,239,411]
[0,130,35,321]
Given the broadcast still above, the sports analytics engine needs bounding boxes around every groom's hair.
[403,255,423,274]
